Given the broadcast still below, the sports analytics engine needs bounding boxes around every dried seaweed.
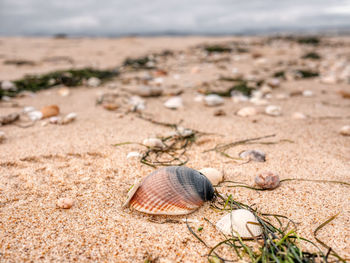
[187,192,347,262]
[4,59,36,66]
[302,52,321,60]
[123,56,156,70]
[295,69,319,78]
[204,45,232,53]
[205,81,255,97]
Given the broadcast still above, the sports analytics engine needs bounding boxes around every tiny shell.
[28,110,43,121]
[292,112,307,119]
[125,166,214,215]
[143,138,165,148]
[127,151,141,159]
[302,90,313,97]
[339,125,350,136]
[40,105,60,119]
[176,126,193,137]
[204,94,224,107]
[87,77,101,87]
[216,209,262,238]
[59,112,77,125]
[199,167,223,185]
[239,150,266,162]
[255,171,280,189]
[236,107,257,117]
[164,97,183,109]
[57,198,74,209]
[58,87,70,96]
[265,105,281,116]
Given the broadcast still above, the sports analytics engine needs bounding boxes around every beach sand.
[0,36,349,262]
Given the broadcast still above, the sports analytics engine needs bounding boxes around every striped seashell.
[124,166,214,215]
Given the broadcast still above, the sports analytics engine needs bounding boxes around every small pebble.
[267,78,280,88]
[59,112,77,125]
[265,105,281,116]
[176,126,193,137]
[204,94,224,107]
[127,152,141,159]
[236,107,257,117]
[103,102,120,111]
[164,97,183,110]
[339,125,350,136]
[240,149,266,162]
[87,77,101,87]
[28,110,43,121]
[0,131,5,142]
[292,112,307,119]
[131,86,163,97]
[250,97,268,106]
[129,96,146,112]
[302,90,313,97]
[40,105,60,119]
[1,80,16,91]
[255,171,280,190]
[275,93,289,100]
[58,87,70,96]
[143,138,165,148]
[214,109,226,116]
[57,198,74,209]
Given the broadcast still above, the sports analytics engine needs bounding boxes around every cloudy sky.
[1,0,350,36]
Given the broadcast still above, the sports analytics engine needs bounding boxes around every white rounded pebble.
[236,107,257,117]
[302,90,313,97]
[1,80,16,91]
[265,105,281,116]
[216,209,262,238]
[275,93,289,100]
[204,94,224,107]
[143,138,165,148]
[129,96,146,112]
[250,97,268,106]
[87,77,101,87]
[127,152,141,159]
[339,125,350,136]
[199,167,223,185]
[292,112,307,119]
[57,198,74,209]
[164,97,183,109]
[23,106,36,113]
[60,112,77,124]
[28,110,43,121]
[194,94,204,102]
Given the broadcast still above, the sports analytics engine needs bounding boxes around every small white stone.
[265,105,281,116]
[292,112,307,119]
[321,75,337,84]
[339,125,350,136]
[260,85,272,94]
[0,131,5,142]
[23,106,36,113]
[231,92,249,102]
[28,110,43,121]
[164,97,183,110]
[58,87,70,97]
[127,152,141,159]
[87,77,101,87]
[275,93,290,100]
[199,167,223,185]
[236,107,257,117]
[129,96,146,112]
[60,112,77,124]
[1,80,16,91]
[194,94,204,102]
[204,94,224,107]
[216,209,262,238]
[49,116,60,124]
[176,126,193,137]
[302,90,313,97]
[267,78,280,88]
[250,97,268,106]
[143,138,165,148]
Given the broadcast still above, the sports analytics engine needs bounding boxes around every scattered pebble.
[194,94,204,102]
[28,110,43,121]
[103,102,120,111]
[40,105,60,119]
[302,90,313,97]
[176,126,193,137]
[339,125,350,136]
[143,138,165,148]
[266,78,280,88]
[0,131,5,142]
[239,149,266,162]
[58,87,70,96]
[204,94,224,107]
[275,93,289,100]
[292,112,307,119]
[250,97,268,106]
[164,97,183,110]
[213,109,226,116]
[321,75,337,84]
[127,152,141,159]
[57,198,74,209]
[130,86,163,97]
[1,80,16,91]
[236,107,257,117]
[255,171,280,189]
[260,85,272,94]
[265,105,281,116]
[199,167,223,185]
[59,112,77,125]
[87,77,101,87]
[129,96,146,112]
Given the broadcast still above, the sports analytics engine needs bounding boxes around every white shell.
[129,96,146,111]
[216,209,262,238]
[199,168,223,185]
[292,112,307,119]
[1,80,16,91]
[302,90,313,97]
[164,97,183,109]
[127,151,141,159]
[265,105,281,116]
[143,138,165,148]
[28,110,43,121]
[60,112,77,124]
[0,131,5,142]
[87,77,101,87]
[204,94,224,107]
[236,107,257,117]
[23,106,36,113]
[239,150,266,162]
[340,125,350,136]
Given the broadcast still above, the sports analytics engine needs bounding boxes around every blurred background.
[1,0,350,36]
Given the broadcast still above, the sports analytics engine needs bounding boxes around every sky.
[0,0,350,36]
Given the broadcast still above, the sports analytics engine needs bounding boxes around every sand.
[0,36,349,262]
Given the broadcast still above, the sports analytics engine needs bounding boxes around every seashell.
[40,105,60,119]
[127,151,141,159]
[265,105,281,116]
[292,112,307,119]
[216,209,262,238]
[129,96,146,112]
[239,150,266,162]
[255,171,280,189]
[339,125,350,136]
[164,96,183,109]
[58,87,70,97]
[28,110,43,121]
[0,131,5,142]
[204,94,224,107]
[236,107,257,117]
[57,198,74,209]
[23,106,36,113]
[59,112,77,125]
[124,166,214,215]
[176,126,193,137]
[194,94,204,102]
[87,77,101,87]
[143,138,165,148]
[302,90,313,97]
[1,81,16,91]
[199,167,223,185]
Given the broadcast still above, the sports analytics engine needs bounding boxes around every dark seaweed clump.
[204,45,232,53]
[0,68,118,98]
[210,79,255,97]
[273,71,286,79]
[296,69,319,78]
[297,36,320,45]
[123,56,156,70]
[302,52,321,60]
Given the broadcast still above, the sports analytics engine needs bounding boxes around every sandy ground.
[0,36,349,262]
